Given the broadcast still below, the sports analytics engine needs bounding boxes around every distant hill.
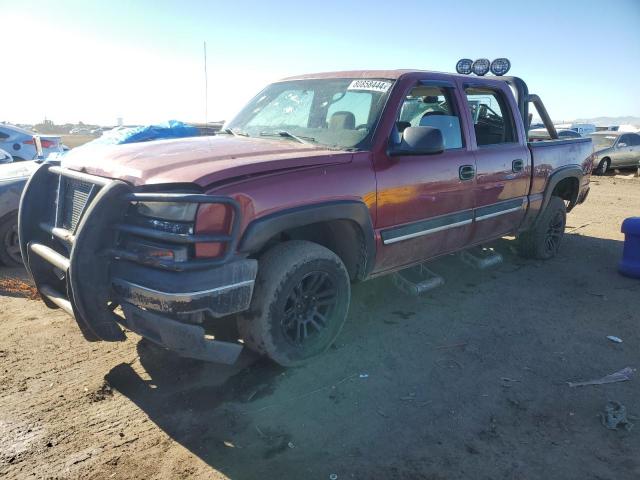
[570,116,640,127]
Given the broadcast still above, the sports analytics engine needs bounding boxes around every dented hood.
[61,135,352,187]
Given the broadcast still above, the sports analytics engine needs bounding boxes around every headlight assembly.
[136,202,198,222]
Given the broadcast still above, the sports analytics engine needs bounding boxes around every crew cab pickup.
[19,69,593,366]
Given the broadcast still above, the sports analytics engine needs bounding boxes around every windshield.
[224,78,394,150]
[589,134,617,150]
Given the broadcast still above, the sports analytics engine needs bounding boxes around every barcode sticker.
[347,80,392,93]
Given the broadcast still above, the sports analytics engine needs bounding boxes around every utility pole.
[204,41,208,125]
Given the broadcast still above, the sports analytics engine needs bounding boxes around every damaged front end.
[19,163,256,364]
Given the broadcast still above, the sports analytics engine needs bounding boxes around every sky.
[3,0,639,126]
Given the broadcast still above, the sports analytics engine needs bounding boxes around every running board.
[392,264,444,296]
[459,246,503,270]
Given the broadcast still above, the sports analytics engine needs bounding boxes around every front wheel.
[0,213,23,267]
[237,240,351,367]
[517,196,567,260]
[595,158,610,176]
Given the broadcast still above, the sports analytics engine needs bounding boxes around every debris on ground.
[88,381,113,402]
[600,401,635,431]
[606,336,623,344]
[0,278,39,300]
[329,474,338,480]
[568,367,634,387]
[359,373,369,378]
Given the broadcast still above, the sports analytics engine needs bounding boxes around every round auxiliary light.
[471,58,490,76]
[455,58,473,75]
[490,58,511,76]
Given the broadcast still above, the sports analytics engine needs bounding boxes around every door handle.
[512,159,524,172]
[459,165,475,181]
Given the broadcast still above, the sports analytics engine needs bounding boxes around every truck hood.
[61,136,352,187]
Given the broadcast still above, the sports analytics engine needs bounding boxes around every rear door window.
[465,88,516,146]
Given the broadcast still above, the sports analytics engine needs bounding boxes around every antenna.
[203,41,208,124]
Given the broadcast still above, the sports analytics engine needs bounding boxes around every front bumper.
[19,163,253,364]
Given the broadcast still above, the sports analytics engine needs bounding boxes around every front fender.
[238,200,376,275]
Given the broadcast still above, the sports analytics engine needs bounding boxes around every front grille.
[58,177,95,231]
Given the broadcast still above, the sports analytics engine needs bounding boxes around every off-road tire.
[0,213,23,267]
[595,158,610,176]
[517,196,567,260]
[237,240,351,367]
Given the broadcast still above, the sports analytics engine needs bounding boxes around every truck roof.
[281,69,476,82]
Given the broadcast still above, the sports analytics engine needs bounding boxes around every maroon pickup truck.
[19,69,593,366]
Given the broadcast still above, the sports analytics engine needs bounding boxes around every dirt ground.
[1,175,639,480]
[60,135,96,149]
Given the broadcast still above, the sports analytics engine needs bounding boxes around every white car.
[0,148,13,164]
[0,124,63,161]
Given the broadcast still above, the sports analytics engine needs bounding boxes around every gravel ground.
[1,175,639,480]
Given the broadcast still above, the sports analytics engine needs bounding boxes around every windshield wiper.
[220,127,249,137]
[259,130,315,145]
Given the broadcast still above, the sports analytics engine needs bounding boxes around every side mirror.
[618,142,627,148]
[390,126,444,156]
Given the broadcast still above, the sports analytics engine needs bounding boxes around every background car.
[0,148,13,164]
[0,160,40,266]
[588,131,640,175]
[528,128,582,141]
[0,124,63,161]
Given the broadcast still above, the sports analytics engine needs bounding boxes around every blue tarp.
[88,120,198,146]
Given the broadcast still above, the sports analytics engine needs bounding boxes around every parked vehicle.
[19,69,592,366]
[0,148,13,164]
[70,127,92,135]
[0,124,63,161]
[589,131,640,175]
[529,128,582,141]
[571,123,596,136]
[0,161,39,266]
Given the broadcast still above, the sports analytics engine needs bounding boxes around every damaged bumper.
[19,163,253,364]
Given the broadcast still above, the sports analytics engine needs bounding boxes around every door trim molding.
[475,198,525,221]
[381,210,474,245]
[381,197,526,245]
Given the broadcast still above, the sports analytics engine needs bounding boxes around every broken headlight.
[136,202,198,222]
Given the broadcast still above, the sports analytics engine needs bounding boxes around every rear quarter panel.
[524,137,593,227]
[529,137,593,195]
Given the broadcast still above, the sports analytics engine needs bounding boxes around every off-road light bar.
[456,58,511,76]
[471,58,491,76]
[490,58,511,76]
[455,58,473,75]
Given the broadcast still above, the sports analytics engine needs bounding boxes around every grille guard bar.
[24,164,244,272]
[18,163,245,344]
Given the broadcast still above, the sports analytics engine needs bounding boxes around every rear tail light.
[194,203,233,258]
[24,138,59,148]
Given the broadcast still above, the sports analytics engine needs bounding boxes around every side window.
[465,88,516,146]
[629,134,640,146]
[326,91,373,128]
[246,89,314,128]
[396,86,463,150]
[618,135,631,146]
[0,130,9,140]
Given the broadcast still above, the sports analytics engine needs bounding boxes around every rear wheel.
[237,240,351,367]
[517,196,566,260]
[0,213,23,267]
[595,158,610,176]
